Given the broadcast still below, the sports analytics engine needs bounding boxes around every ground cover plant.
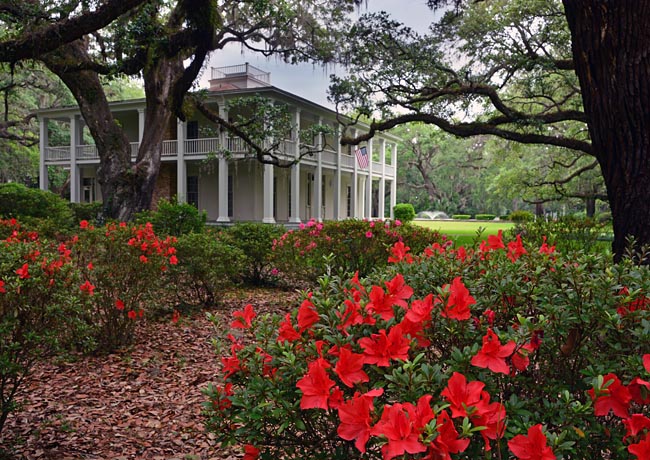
[205,232,650,460]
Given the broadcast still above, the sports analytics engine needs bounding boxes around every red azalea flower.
[623,414,650,441]
[388,241,413,264]
[440,277,475,321]
[115,299,125,310]
[628,377,650,405]
[512,342,537,372]
[440,372,485,418]
[79,220,89,229]
[539,236,556,255]
[296,358,335,410]
[398,316,431,348]
[0,280,5,293]
[334,347,369,388]
[87,262,94,270]
[15,263,29,279]
[277,313,301,343]
[429,410,470,459]
[405,294,434,324]
[507,234,527,262]
[127,310,137,320]
[587,373,632,418]
[644,354,650,373]
[337,388,383,453]
[171,310,180,323]
[337,299,370,333]
[371,402,427,460]
[471,329,516,375]
[221,346,242,379]
[359,325,410,367]
[231,304,256,329]
[139,255,148,263]
[169,255,178,265]
[242,444,260,460]
[297,298,319,332]
[508,424,556,460]
[629,433,650,460]
[79,280,95,295]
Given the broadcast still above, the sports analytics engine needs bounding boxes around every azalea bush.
[0,219,91,434]
[71,220,178,352]
[272,219,442,282]
[204,232,650,459]
[223,223,284,285]
[169,230,245,307]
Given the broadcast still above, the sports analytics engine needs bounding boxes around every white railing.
[77,145,99,159]
[385,164,395,177]
[227,137,248,153]
[321,149,337,166]
[185,138,220,155]
[341,154,355,168]
[162,140,177,156]
[130,142,140,157]
[372,163,382,174]
[45,147,70,161]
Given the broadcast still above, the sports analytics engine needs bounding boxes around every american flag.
[355,146,369,169]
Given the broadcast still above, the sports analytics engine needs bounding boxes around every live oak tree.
[0,0,359,221]
[331,0,650,261]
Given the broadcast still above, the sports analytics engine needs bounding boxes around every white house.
[37,64,399,223]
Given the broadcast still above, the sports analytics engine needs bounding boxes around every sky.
[199,1,438,109]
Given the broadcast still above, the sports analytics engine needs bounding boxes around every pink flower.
[365,231,373,238]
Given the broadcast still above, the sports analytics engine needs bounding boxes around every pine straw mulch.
[1,287,301,460]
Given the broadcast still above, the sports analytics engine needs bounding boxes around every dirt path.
[1,288,299,460]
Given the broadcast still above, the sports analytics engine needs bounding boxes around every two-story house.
[37,64,399,223]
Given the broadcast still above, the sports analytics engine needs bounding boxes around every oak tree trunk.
[563,0,650,261]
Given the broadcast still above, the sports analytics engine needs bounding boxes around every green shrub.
[508,210,535,222]
[169,231,245,306]
[136,198,206,236]
[72,221,177,352]
[272,219,442,282]
[204,232,650,459]
[452,214,471,219]
[474,213,496,220]
[0,219,91,434]
[69,201,103,224]
[0,183,74,229]
[224,223,284,285]
[508,215,611,254]
[392,203,416,222]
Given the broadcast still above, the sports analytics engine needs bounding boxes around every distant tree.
[331,0,650,260]
[0,0,360,221]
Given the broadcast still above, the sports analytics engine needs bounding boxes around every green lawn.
[413,219,516,246]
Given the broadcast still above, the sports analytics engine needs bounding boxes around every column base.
[216,216,230,223]
[262,217,276,224]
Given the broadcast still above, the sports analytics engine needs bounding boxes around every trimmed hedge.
[393,203,416,222]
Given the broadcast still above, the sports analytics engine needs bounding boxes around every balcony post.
[391,143,398,219]
[39,117,49,191]
[262,163,276,223]
[365,139,373,219]
[351,128,358,218]
[333,125,341,220]
[217,103,230,222]
[289,108,301,223]
[379,138,386,219]
[138,108,145,144]
[70,115,79,203]
[176,118,186,203]
[314,117,323,221]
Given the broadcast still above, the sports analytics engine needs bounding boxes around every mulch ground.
[1,287,300,460]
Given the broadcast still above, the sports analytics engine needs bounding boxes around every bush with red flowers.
[204,232,650,459]
[0,219,91,434]
[272,219,443,282]
[71,221,178,352]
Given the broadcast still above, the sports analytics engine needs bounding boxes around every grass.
[413,219,516,247]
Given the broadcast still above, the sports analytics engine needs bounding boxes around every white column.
[365,139,373,219]
[314,117,323,221]
[217,104,230,222]
[69,115,79,203]
[263,163,275,223]
[138,108,145,143]
[379,138,386,219]
[39,117,49,191]
[176,118,186,203]
[333,126,342,220]
[391,143,398,219]
[289,108,301,223]
[351,129,359,219]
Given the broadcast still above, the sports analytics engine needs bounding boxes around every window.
[288,177,292,217]
[82,177,95,203]
[346,185,352,217]
[228,174,233,217]
[187,121,199,140]
[187,176,199,208]
[321,175,326,212]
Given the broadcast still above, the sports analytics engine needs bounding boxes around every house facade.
[37,64,399,223]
